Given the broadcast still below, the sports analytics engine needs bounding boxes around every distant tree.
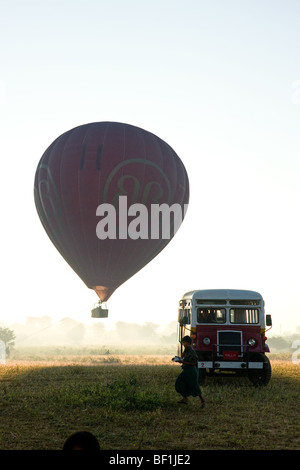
[69,323,85,345]
[115,321,160,343]
[60,318,86,345]
[0,327,16,357]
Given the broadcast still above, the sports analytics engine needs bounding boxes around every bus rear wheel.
[248,353,271,386]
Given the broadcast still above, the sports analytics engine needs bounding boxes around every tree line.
[0,318,299,353]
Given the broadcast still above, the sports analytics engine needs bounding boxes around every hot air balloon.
[34,122,189,317]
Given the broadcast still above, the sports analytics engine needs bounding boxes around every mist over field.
[4,316,300,354]
[8,317,178,349]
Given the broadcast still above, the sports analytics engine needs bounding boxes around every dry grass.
[0,353,299,450]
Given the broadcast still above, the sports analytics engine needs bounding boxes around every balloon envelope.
[34,122,189,302]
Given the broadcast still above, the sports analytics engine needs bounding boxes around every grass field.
[0,351,299,450]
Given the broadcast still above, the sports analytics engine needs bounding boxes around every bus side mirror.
[266,314,272,327]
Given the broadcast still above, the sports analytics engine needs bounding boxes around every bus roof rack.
[182,289,263,301]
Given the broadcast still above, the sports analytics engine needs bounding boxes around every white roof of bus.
[181,289,263,300]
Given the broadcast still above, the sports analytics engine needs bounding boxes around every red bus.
[177,289,272,386]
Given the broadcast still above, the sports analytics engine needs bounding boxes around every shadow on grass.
[1,361,299,450]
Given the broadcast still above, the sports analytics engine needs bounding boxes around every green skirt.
[175,365,202,398]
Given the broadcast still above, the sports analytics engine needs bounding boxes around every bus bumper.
[198,361,264,370]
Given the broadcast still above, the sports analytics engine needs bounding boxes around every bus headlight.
[248,338,256,347]
[203,337,211,345]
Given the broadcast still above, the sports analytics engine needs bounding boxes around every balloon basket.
[91,302,109,318]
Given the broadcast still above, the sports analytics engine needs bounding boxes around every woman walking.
[172,336,205,407]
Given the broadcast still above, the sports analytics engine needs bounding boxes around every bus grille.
[217,331,242,356]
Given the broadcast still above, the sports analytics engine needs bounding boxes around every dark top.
[182,345,198,367]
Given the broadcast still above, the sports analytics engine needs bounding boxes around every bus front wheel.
[248,353,271,386]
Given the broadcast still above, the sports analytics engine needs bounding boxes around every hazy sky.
[0,0,299,335]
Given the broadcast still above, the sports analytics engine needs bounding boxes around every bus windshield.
[230,308,259,324]
[197,308,226,323]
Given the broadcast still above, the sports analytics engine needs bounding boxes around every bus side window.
[182,309,191,325]
[178,308,190,325]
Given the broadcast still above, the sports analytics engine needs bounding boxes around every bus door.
[177,302,191,355]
